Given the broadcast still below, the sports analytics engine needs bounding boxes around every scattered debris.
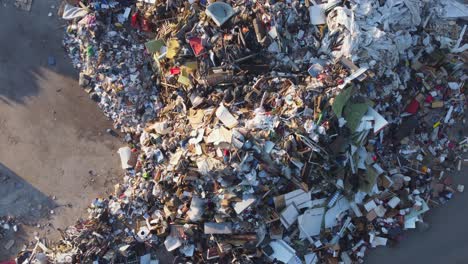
[14,0,32,11]
[15,0,468,263]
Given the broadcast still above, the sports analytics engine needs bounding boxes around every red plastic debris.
[170,67,181,75]
[131,13,139,29]
[405,99,419,114]
[425,95,433,103]
[448,141,455,149]
[141,18,151,32]
[188,37,204,56]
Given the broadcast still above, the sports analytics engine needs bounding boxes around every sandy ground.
[0,0,122,259]
[1,0,467,263]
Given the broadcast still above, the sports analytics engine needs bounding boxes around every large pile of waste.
[16,0,467,263]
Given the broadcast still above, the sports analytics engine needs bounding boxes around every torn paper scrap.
[233,195,256,214]
[366,107,389,134]
[216,104,239,128]
[309,5,326,25]
[206,127,232,145]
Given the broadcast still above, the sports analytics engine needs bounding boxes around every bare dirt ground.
[0,0,122,259]
[0,0,467,263]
